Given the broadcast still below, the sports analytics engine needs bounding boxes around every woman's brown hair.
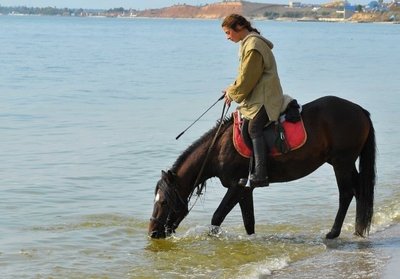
[221,14,260,34]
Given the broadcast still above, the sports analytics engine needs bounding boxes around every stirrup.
[238,177,269,187]
[238,178,249,187]
[250,177,269,187]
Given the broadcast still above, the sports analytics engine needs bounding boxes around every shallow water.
[1,16,400,278]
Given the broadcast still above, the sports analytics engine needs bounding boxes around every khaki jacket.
[227,33,284,121]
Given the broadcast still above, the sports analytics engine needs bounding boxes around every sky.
[0,0,347,10]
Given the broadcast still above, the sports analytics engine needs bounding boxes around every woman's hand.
[222,90,232,106]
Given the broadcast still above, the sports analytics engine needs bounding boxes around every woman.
[222,14,284,187]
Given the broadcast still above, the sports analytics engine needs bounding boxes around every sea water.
[1,15,400,278]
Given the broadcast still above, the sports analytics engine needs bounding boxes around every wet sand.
[267,223,400,279]
[381,224,400,279]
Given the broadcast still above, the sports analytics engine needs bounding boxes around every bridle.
[150,175,188,230]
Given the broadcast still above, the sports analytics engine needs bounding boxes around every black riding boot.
[249,136,269,187]
[238,136,269,187]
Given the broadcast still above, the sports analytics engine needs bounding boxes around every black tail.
[355,110,376,237]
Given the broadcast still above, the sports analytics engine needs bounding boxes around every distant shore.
[1,1,400,23]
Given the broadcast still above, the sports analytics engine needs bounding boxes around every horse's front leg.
[238,187,255,235]
[211,186,255,235]
[211,186,242,230]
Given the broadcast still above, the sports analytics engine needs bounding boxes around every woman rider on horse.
[222,14,284,187]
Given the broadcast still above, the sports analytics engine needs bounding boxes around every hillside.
[136,1,400,23]
[137,1,286,19]
[136,1,342,21]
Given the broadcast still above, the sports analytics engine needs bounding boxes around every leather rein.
[150,101,230,229]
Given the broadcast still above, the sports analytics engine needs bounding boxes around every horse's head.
[148,170,189,239]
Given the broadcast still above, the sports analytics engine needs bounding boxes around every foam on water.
[236,257,290,278]
[371,191,400,233]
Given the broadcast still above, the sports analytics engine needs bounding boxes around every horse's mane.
[171,115,233,172]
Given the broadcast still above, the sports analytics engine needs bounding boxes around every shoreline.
[2,13,400,24]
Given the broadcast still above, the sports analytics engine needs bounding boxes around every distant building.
[289,1,302,8]
[365,0,389,11]
[336,7,355,18]
[388,0,400,8]
[367,1,380,9]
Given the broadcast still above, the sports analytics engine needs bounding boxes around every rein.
[150,101,230,230]
[187,101,230,212]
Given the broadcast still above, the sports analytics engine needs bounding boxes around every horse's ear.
[161,170,174,184]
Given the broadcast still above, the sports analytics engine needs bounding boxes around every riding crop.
[175,94,225,140]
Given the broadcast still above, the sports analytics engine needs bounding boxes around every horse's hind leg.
[326,165,358,239]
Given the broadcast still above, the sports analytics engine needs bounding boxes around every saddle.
[233,101,307,158]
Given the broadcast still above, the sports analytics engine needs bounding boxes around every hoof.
[325,230,340,239]
[209,225,221,236]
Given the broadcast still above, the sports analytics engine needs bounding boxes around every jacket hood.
[243,32,274,49]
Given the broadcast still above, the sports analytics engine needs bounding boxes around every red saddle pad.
[233,111,307,158]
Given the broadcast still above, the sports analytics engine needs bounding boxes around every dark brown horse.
[149,96,376,239]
